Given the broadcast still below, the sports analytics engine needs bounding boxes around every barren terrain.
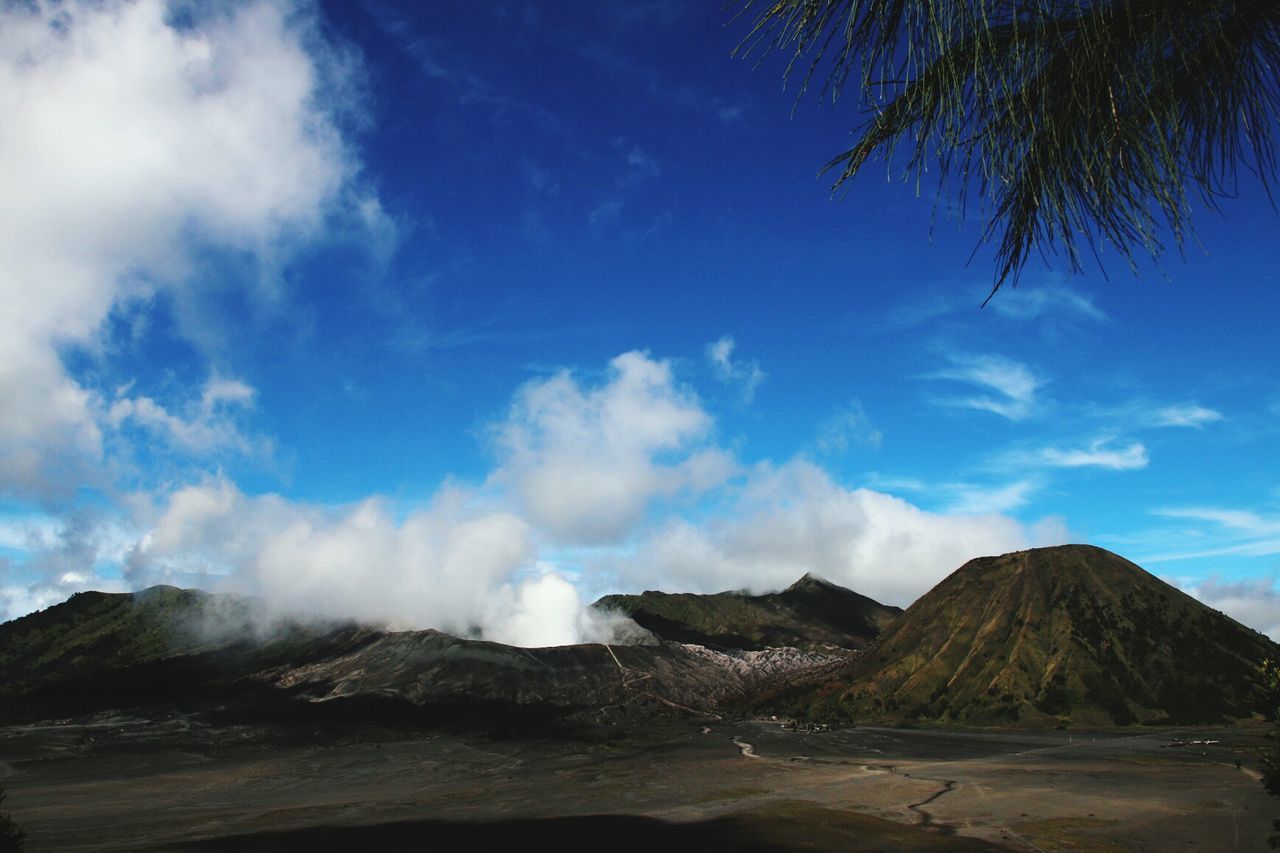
[2,716,1271,851]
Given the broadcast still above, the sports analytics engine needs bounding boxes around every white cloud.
[1156,507,1280,535]
[0,512,68,554]
[122,477,575,639]
[989,286,1106,322]
[1140,506,1280,563]
[99,477,642,646]
[1179,577,1280,640]
[611,459,1065,607]
[886,281,1104,330]
[0,506,135,618]
[1148,405,1224,429]
[0,581,84,623]
[1017,438,1149,470]
[107,374,261,455]
[0,0,370,497]
[491,351,735,544]
[929,353,1042,420]
[706,335,766,404]
[0,347,1070,645]
[943,479,1039,514]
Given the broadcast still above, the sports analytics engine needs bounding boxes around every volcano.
[799,544,1277,726]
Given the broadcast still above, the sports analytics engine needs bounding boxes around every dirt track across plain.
[0,717,1272,851]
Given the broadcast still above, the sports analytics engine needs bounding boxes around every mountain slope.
[594,574,902,651]
[806,545,1277,727]
[0,586,374,723]
[0,586,845,730]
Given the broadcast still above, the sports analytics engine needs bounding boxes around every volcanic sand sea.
[0,716,1272,851]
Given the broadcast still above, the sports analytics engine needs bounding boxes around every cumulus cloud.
[98,352,1064,639]
[124,477,551,636]
[2,340,1069,645]
[706,335,766,404]
[610,459,1066,607]
[929,353,1042,420]
[0,0,369,497]
[491,351,735,544]
[93,476,654,647]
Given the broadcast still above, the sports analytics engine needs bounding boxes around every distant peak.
[786,573,836,591]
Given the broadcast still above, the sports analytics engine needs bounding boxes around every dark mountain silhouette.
[593,574,901,651]
[785,545,1277,727]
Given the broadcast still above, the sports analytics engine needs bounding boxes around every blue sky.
[1,0,1277,645]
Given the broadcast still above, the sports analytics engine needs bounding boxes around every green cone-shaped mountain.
[822,545,1277,726]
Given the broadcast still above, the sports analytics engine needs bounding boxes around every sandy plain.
[0,716,1273,851]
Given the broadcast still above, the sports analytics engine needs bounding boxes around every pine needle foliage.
[735,0,1280,299]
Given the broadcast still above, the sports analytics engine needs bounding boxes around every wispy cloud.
[371,15,566,137]
[624,144,660,180]
[1032,438,1149,470]
[588,140,662,231]
[928,353,1042,420]
[1148,404,1224,429]
[887,282,1104,331]
[816,401,882,453]
[943,479,1039,514]
[989,285,1107,322]
[107,376,262,457]
[1136,506,1280,564]
[520,157,560,195]
[1154,507,1280,536]
[706,336,766,404]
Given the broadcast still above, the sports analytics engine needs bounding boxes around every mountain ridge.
[3,545,1275,731]
[593,575,901,651]
[0,582,849,730]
